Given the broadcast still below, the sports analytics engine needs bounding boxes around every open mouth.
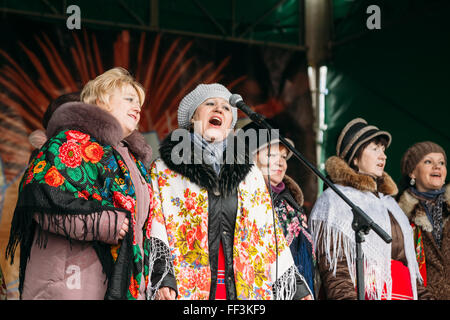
[430,173,441,178]
[376,163,385,169]
[209,116,222,127]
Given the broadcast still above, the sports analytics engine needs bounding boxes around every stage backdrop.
[0,16,315,298]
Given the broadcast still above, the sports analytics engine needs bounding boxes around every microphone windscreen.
[229,94,243,107]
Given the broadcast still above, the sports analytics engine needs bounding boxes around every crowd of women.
[0,67,448,300]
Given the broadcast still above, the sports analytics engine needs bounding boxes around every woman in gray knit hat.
[397,141,449,299]
[147,83,307,300]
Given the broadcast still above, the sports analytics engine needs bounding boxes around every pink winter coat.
[12,102,154,300]
[21,142,150,300]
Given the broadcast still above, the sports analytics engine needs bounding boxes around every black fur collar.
[46,102,152,167]
[159,131,253,197]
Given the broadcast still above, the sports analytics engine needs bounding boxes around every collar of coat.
[159,131,253,197]
[398,184,450,232]
[325,156,398,196]
[46,101,153,167]
[282,175,304,207]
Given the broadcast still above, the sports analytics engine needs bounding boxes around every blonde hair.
[80,67,145,109]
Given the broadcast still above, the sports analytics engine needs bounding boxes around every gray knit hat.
[177,83,237,129]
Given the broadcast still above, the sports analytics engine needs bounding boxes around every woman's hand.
[155,287,176,300]
[300,294,313,300]
[118,218,129,240]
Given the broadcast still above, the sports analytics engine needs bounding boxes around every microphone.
[229,94,263,123]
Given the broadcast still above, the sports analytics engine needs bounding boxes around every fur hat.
[336,118,392,164]
[400,141,447,178]
[241,120,294,160]
[177,83,237,129]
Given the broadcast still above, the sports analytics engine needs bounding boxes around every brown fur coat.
[398,184,450,299]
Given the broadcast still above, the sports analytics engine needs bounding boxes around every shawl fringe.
[310,219,392,300]
[146,237,175,300]
[7,123,150,299]
[310,177,421,299]
[273,265,300,300]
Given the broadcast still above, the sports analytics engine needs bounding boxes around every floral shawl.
[272,181,315,295]
[149,159,298,300]
[7,129,153,300]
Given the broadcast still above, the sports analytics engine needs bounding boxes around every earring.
[410,178,415,186]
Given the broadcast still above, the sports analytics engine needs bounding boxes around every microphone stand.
[242,109,392,300]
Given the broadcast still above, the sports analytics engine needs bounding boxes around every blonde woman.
[7,67,174,300]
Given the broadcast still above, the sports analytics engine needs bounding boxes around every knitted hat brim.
[177,83,237,129]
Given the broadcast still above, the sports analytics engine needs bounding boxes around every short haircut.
[80,67,145,109]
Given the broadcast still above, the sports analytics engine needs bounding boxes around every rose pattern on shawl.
[65,130,90,144]
[113,191,137,245]
[411,223,427,285]
[19,129,154,300]
[81,142,104,163]
[92,193,102,201]
[274,200,307,246]
[44,166,65,187]
[234,187,288,300]
[77,190,90,200]
[178,265,211,300]
[58,142,82,168]
[129,276,139,299]
[173,188,208,265]
[33,160,47,174]
[145,183,156,240]
[25,162,34,185]
[150,163,211,299]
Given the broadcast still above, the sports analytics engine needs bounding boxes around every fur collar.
[398,184,450,232]
[159,131,253,197]
[283,175,304,207]
[46,102,152,167]
[325,156,398,196]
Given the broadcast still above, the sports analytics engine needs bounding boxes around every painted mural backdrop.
[0,16,315,299]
